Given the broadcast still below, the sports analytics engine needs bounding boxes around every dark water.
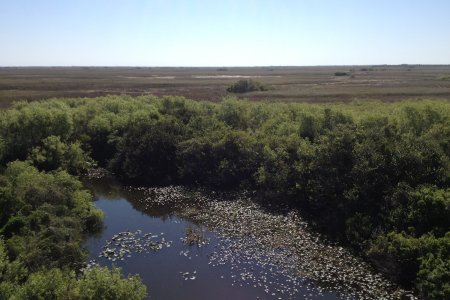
[85,180,345,300]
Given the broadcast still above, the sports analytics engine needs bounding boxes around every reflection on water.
[84,179,345,300]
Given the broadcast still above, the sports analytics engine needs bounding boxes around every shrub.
[27,135,92,174]
[334,72,349,76]
[226,79,273,93]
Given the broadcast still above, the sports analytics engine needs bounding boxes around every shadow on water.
[84,178,348,300]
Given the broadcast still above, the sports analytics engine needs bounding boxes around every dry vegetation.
[1,65,450,107]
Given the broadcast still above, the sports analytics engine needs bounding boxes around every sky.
[1,0,449,66]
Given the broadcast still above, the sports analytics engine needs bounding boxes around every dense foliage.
[0,95,449,299]
[0,161,147,299]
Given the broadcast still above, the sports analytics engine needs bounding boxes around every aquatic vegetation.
[180,191,408,299]
[180,271,197,281]
[182,227,209,246]
[99,230,172,262]
[119,185,413,298]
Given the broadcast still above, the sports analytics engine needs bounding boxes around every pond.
[84,178,404,300]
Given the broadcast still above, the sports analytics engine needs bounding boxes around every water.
[84,179,349,300]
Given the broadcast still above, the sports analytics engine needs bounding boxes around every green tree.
[28,135,92,174]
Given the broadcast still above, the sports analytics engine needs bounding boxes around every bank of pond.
[0,96,449,299]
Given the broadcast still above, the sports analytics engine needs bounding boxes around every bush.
[368,232,450,299]
[0,264,147,300]
[110,116,187,183]
[27,135,92,174]
[226,79,273,93]
[0,162,103,270]
[0,161,146,299]
[334,72,349,76]
[77,267,147,300]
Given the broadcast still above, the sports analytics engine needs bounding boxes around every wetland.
[85,178,412,300]
[1,96,448,299]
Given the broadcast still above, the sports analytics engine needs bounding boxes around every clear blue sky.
[1,0,449,66]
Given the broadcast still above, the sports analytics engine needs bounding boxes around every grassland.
[1,65,450,107]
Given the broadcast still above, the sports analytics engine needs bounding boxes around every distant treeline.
[0,96,449,299]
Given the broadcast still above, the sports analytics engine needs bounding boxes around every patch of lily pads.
[98,230,172,262]
[128,185,417,300]
[90,184,418,299]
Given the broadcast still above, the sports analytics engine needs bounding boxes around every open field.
[1,65,450,107]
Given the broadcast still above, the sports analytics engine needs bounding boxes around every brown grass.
[1,65,450,107]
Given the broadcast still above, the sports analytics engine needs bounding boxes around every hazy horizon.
[1,0,450,66]
[2,64,450,68]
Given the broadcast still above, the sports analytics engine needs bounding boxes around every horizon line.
[1,64,450,68]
